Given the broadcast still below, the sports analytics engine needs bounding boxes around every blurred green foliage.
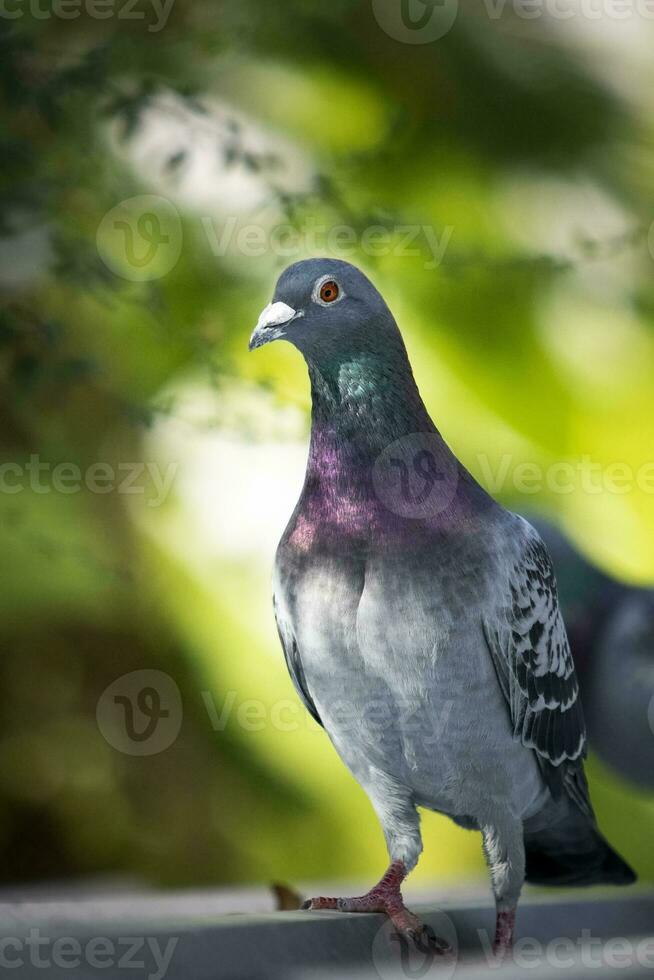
[0,0,653,890]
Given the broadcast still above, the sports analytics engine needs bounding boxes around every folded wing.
[484,519,588,808]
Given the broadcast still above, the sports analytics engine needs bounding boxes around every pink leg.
[493,905,516,956]
[302,860,452,953]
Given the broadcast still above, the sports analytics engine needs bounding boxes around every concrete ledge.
[1,886,653,979]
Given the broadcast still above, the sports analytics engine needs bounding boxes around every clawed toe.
[302,894,384,913]
[405,925,453,956]
[301,896,339,910]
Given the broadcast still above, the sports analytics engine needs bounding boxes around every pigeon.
[249,259,636,954]
[531,517,654,792]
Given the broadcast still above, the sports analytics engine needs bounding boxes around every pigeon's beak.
[249,301,299,351]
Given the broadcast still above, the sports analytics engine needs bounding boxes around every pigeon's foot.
[302,860,453,954]
[492,906,516,957]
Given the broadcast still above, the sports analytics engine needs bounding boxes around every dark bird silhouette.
[531,517,654,792]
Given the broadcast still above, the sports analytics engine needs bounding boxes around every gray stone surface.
[0,884,652,979]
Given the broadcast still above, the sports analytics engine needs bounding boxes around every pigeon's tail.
[523,797,636,888]
[524,830,636,887]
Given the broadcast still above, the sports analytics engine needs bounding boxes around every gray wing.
[484,519,587,777]
[273,592,322,728]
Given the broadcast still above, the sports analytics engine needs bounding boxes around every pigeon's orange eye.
[319,280,339,303]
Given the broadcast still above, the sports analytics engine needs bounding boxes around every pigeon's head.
[248,259,398,360]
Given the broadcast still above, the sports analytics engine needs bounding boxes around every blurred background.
[0,0,653,896]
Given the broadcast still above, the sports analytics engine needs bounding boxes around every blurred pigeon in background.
[531,518,654,792]
[249,259,635,955]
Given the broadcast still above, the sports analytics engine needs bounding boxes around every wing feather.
[484,520,586,770]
